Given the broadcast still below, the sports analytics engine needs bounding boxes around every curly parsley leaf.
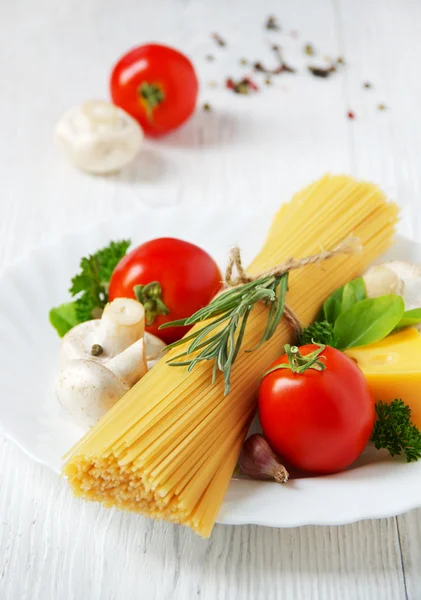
[371,399,421,462]
[300,320,338,347]
[49,239,131,336]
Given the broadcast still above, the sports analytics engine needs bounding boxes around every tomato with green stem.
[258,344,375,474]
[108,238,222,344]
[110,44,199,137]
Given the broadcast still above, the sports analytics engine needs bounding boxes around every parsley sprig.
[371,399,421,462]
[300,320,337,347]
[49,240,130,337]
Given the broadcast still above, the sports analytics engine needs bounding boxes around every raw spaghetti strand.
[63,175,399,538]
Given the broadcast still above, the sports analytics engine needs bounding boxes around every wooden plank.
[339,1,421,597]
[337,0,421,240]
[397,509,421,600]
[0,437,407,600]
[0,0,418,598]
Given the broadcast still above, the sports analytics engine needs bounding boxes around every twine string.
[224,236,362,339]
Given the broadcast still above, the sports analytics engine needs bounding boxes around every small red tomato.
[110,44,199,137]
[108,238,222,344]
[258,344,375,474]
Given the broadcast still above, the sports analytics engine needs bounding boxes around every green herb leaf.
[320,277,366,323]
[69,240,131,324]
[49,239,131,336]
[300,320,337,347]
[371,399,421,462]
[395,308,421,329]
[49,302,79,337]
[164,273,290,395]
[341,278,366,311]
[323,297,342,324]
[334,295,404,349]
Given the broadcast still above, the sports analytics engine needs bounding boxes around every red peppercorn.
[347,111,355,120]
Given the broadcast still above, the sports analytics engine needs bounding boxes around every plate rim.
[0,210,420,529]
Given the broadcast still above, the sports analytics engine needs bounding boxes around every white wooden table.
[1,1,421,598]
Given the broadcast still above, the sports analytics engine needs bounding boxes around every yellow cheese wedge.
[345,328,421,428]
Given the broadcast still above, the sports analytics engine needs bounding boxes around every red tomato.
[108,238,222,344]
[258,345,375,474]
[110,44,198,137]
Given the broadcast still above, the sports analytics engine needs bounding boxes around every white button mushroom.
[59,297,166,370]
[363,261,421,330]
[55,100,144,174]
[57,337,148,428]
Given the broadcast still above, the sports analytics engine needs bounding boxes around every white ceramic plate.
[0,206,420,528]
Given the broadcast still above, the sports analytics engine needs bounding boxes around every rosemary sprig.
[160,274,289,394]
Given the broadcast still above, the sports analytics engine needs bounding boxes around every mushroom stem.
[106,338,147,387]
[94,298,145,357]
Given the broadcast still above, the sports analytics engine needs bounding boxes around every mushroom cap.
[55,100,144,174]
[59,320,104,367]
[363,265,402,298]
[60,321,166,370]
[56,359,128,428]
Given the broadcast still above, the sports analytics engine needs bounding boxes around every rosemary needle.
[160,273,290,394]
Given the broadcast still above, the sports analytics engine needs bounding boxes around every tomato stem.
[134,282,170,326]
[138,82,165,122]
[262,343,326,378]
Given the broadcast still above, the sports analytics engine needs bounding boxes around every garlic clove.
[55,100,144,174]
[239,434,289,483]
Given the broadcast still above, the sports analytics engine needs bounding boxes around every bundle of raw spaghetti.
[63,175,399,536]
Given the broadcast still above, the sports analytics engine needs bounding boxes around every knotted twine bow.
[224,236,362,340]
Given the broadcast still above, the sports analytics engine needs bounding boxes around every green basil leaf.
[320,277,366,323]
[396,308,421,329]
[349,277,366,303]
[49,302,78,338]
[341,284,358,312]
[323,297,342,323]
[334,295,405,350]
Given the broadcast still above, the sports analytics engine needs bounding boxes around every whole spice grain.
[203,103,211,112]
[91,344,104,357]
[265,15,280,31]
[265,77,272,85]
[304,43,315,56]
[226,77,259,94]
[240,58,248,66]
[363,81,372,89]
[308,64,336,78]
[347,111,355,120]
[252,45,296,75]
[206,54,215,62]
[337,56,345,65]
[377,103,387,111]
[211,33,226,47]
